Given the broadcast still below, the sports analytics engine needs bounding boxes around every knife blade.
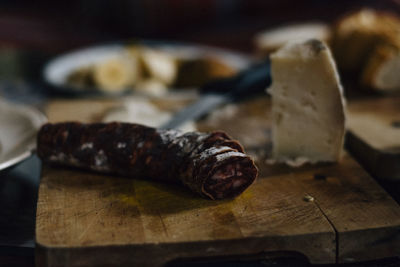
[160,59,271,129]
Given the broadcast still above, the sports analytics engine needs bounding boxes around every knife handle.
[200,58,271,100]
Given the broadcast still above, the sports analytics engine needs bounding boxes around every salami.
[37,122,257,200]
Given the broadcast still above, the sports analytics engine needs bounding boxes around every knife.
[160,59,271,129]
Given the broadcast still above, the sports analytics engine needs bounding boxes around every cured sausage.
[37,122,258,200]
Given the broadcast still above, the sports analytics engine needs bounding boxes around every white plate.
[0,99,47,172]
[43,41,253,95]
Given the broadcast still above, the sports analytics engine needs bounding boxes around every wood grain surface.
[347,96,400,180]
[35,96,400,266]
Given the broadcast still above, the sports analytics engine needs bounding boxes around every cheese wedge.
[268,39,346,164]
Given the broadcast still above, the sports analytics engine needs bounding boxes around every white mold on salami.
[172,133,207,155]
[92,151,110,172]
[48,153,80,167]
[81,142,93,150]
[94,150,108,167]
[199,146,233,160]
[157,129,184,144]
[216,151,247,162]
[116,142,126,149]
[137,141,144,148]
[49,153,66,162]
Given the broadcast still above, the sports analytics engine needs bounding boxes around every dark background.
[0,0,399,53]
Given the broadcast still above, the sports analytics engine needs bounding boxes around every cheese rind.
[255,23,331,55]
[268,39,346,164]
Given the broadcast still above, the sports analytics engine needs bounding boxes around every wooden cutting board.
[35,97,400,267]
[347,96,400,180]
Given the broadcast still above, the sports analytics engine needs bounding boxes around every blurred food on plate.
[66,44,237,95]
[102,96,196,132]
